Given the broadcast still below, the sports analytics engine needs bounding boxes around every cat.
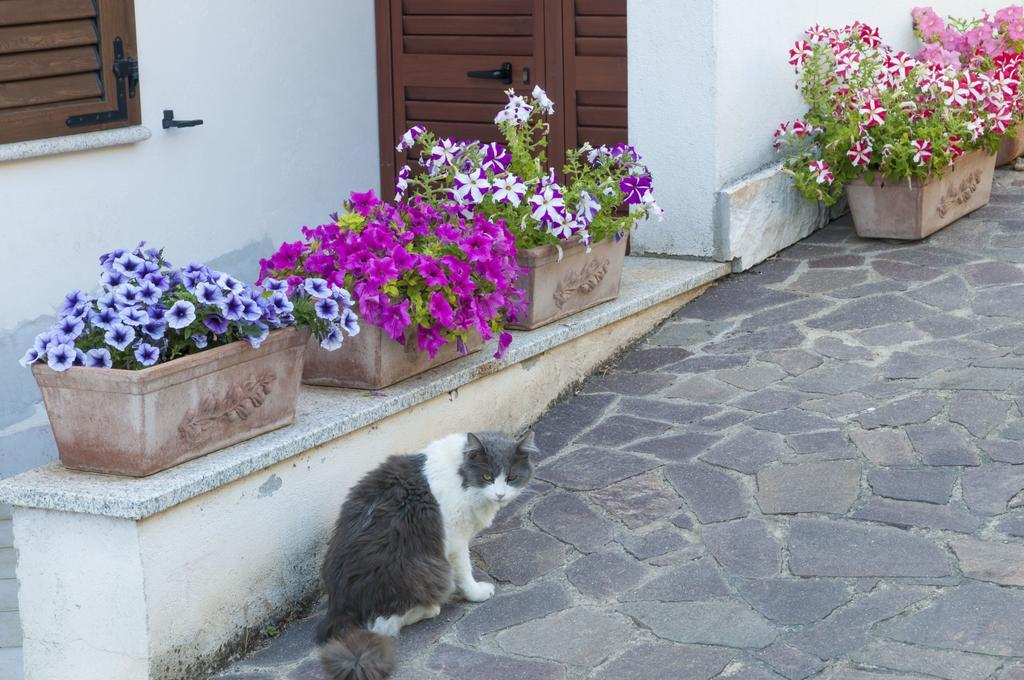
[316,430,537,680]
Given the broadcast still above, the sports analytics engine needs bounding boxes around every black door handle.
[467,62,512,84]
[162,109,203,129]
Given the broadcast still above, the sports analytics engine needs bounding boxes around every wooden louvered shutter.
[0,0,141,145]
[561,0,627,154]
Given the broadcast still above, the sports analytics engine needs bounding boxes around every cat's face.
[460,431,537,505]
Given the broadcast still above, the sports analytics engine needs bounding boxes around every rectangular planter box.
[33,328,307,477]
[996,124,1024,167]
[511,234,628,330]
[302,324,483,390]
[845,149,996,240]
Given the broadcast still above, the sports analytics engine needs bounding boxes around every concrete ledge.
[0,256,727,521]
[715,162,829,271]
[2,255,725,680]
[0,126,151,163]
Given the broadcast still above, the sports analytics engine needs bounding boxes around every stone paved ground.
[215,170,1024,680]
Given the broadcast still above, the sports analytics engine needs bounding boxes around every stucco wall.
[0,1,380,478]
[630,0,995,260]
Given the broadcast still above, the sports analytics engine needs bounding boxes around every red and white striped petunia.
[858,98,887,127]
[885,51,916,78]
[911,139,933,165]
[947,136,964,160]
[806,24,829,43]
[941,79,970,107]
[834,47,862,78]
[859,24,882,48]
[961,72,986,102]
[846,140,872,167]
[988,104,1014,135]
[967,114,986,141]
[808,160,834,184]
[789,40,813,67]
[791,120,812,136]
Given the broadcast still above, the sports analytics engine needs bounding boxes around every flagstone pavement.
[215,170,1024,680]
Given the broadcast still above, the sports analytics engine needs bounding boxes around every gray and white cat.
[316,430,537,680]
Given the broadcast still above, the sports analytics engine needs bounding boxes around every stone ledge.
[0,126,151,163]
[0,256,728,520]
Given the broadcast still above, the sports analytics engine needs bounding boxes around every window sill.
[0,126,151,163]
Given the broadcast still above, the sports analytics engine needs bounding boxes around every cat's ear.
[516,430,539,458]
[464,432,487,462]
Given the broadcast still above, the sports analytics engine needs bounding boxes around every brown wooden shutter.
[0,0,141,145]
[561,0,627,151]
[376,0,555,198]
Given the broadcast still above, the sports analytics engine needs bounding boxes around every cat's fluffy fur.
[317,430,537,680]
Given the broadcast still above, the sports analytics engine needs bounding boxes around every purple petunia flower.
[239,297,262,322]
[136,280,162,305]
[105,323,136,351]
[84,348,112,368]
[190,278,220,305]
[619,175,652,205]
[481,142,511,174]
[192,334,209,349]
[134,342,160,367]
[46,343,77,372]
[90,307,119,330]
[246,322,270,349]
[269,292,294,315]
[142,319,167,340]
[61,290,89,315]
[167,301,197,329]
[33,332,54,355]
[119,306,150,327]
[216,272,245,294]
[204,314,229,335]
[147,305,166,322]
[320,325,344,351]
[19,348,40,367]
[115,284,143,307]
[315,297,340,320]
[101,269,127,288]
[340,308,360,336]
[113,252,146,277]
[262,278,287,293]
[220,294,245,321]
[56,315,85,339]
[144,271,171,292]
[303,278,331,299]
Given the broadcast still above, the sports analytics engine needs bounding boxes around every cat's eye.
[482,474,493,482]
[507,474,518,482]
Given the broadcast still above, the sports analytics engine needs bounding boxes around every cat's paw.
[462,580,495,602]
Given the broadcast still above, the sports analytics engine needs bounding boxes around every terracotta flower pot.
[845,149,996,240]
[511,235,627,330]
[996,124,1024,167]
[33,328,307,477]
[302,324,483,390]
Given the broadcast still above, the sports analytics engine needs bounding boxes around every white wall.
[630,0,995,259]
[0,0,380,476]
[629,0,717,257]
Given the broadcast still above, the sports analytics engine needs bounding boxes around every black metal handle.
[467,62,512,84]
[162,110,203,129]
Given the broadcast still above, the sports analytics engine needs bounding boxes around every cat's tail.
[320,628,396,680]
